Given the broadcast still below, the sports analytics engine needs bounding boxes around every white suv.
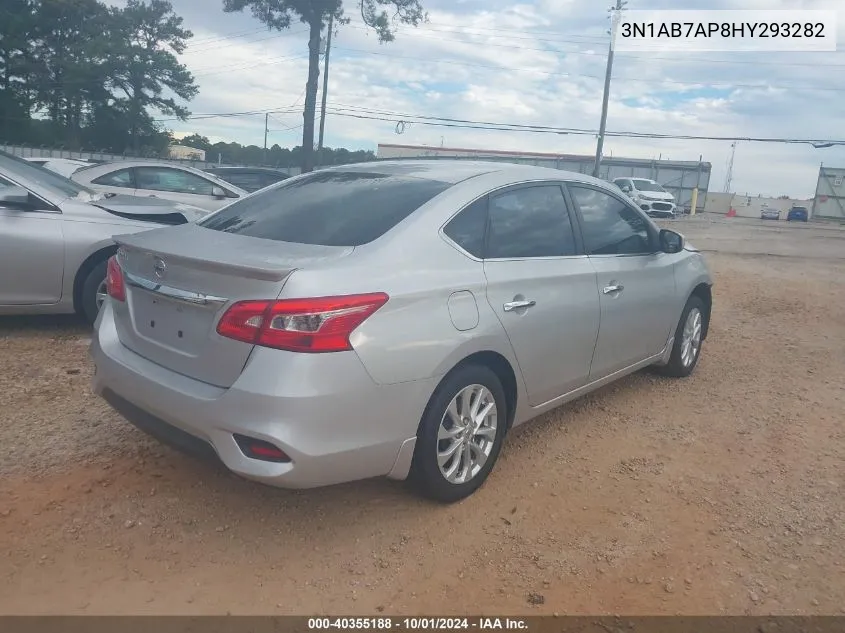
[613,177,677,218]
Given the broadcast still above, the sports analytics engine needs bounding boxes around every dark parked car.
[787,206,809,222]
[203,167,290,193]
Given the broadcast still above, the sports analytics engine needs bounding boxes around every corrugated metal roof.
[377,143,711,169]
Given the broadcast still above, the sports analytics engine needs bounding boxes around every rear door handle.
[602,284,624,295]
[503,300,536,312]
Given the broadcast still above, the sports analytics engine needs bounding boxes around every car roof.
[76,159,209,172]
[74,160,248,193]
[205,166,287,173]
[319,159,611,187]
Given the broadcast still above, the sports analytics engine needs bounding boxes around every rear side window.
[487,185,577,258]
[443,197,487,258]
[213,171,264,192]
[199,171,451,246]
[92,168,134,188]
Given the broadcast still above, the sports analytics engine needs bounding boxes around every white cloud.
[152,0,845,197]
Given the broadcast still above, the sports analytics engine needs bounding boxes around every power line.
[188,27,266,46]
[326,109,845,145]
[422,21,611,43]
[160,101,845,146]
[343,22,608,47]
[345,22,845,70]
[187,28,309,54]
[191,53,309,79]
[331,46,845,93]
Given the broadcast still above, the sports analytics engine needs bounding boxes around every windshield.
[632,179,666,193]
[0,151,97,200]
[198,170,452,246]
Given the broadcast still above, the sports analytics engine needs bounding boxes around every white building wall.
[705,192,813,218]
[168,144,206,161]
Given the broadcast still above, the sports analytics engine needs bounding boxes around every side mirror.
[659,228,684,254]
[211,185,226,199]
[0,185,31,208]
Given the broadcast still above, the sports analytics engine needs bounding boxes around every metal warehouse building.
[812,166,845,220]
[378,143,712,213]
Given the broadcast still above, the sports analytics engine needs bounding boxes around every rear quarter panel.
[278,238,520,388]
[60,201,163,308]
[274,174,528,389]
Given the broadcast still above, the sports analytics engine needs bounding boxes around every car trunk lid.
[111,223,354,387]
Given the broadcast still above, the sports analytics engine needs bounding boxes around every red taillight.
[216,293,389,353]
[106,255,125,302]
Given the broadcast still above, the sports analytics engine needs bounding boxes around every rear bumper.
[90,301,436,489]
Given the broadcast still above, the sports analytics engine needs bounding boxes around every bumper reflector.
[233,434,291,463]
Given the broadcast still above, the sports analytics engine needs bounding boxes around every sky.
[114,0,845,197]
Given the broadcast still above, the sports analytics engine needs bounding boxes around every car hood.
[639,191,675,201]
[89,194,209,222]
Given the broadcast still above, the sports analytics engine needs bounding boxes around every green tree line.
[1,0,421,168]
[1,0,196,156]
[178,133,375,167]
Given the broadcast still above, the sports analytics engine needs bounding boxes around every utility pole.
[592,0,626,178]
[316,13,334,168]
[723,141,736,192]
[263,112,269,165]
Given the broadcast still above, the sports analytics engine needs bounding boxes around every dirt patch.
[1,222,845,615]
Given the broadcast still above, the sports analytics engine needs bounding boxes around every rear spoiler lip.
[113,234,297,283]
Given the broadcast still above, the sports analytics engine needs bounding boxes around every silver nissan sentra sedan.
[90,160,713,502]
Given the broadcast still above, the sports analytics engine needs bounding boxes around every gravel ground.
[1,215,844,615]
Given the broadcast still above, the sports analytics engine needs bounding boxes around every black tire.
[409,364,507,503]
[80,259,109,325]
[656,295,706,378]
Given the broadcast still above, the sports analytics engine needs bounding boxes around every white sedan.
[25,157,95,178]
[72,160,248,211]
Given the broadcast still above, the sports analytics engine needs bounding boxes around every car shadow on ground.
[0,313,89,335]
[88,366,659,519]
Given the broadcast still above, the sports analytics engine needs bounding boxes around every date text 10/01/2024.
[307,618,529,630]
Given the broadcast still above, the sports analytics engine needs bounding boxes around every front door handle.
[503,300,536,312]
[602,284,624,295]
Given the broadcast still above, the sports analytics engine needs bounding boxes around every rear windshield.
[198,170,452,246]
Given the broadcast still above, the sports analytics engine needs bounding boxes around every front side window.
[135,167,214,195]
[199,170,452,247]
[487,185,576,259]
[569,185,653,255]
[92,168,134,188]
